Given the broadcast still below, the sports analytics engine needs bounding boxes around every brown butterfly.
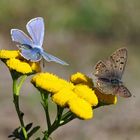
[94,48,131,98]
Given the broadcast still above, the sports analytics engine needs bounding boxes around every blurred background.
[0,0,140,139]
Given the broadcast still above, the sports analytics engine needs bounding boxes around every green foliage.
[8,123,40,140]
[1,0,140,38]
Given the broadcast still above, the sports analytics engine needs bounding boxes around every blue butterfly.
[11,17,68,65]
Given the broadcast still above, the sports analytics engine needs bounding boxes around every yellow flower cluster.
[70,72,93,88]
[0,50,20,59]
[31,72,98,120]
[0,50,41,74]
[32,73,74,93]
[73,85,98,106]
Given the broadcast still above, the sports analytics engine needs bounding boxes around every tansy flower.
[29,62,41,73]
[31,73,75,94]
[0,50,20,59]
[73,84,98,106]
[70,72,93,88]
[6,58,32,74]
[52,88,78,107]
[0,50,41,75]
[52,89,94,119]
[6,58,40,74]
[94,88,117,105]
[32,72,98,120]
[68,97,93,120]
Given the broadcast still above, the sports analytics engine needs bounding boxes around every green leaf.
[28,126,40,138]
[25,123,33,132]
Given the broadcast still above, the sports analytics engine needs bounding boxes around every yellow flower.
[31,73,74,94]
[6,58,33,74]
[52,88,78,107]
[0,50,41,75]
[0,50,20,59]
[73,84,98,106]
[70,72,93,88]
[31,72,99,119]
[29,62,41,73]
[94,88,117,105]
[68,97,93,120]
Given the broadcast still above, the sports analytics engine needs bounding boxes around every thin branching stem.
[41,93,51,129]
[12,75,28,140]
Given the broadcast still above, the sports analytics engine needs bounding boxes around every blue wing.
[41,51,69,65]
[20,46,42,62]
[11,29,33,46]
[26,17,44,47]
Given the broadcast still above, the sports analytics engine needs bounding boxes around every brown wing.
[94,60,111,78]
[116,85,131,98]
[96,79,117,95]
[110,48,127,79]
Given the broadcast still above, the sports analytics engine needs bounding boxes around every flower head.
[68,97,93,120]
[29,62,41,73]
[70,72,93,88]
[73,84,98,106]
[0,50,20,59]
[52,88,78,107]
[31,73,74,94]
[6,58,32,74]
[0,50,41,75]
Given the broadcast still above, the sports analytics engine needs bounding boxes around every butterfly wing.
[116,85,131,98]
[11,29,33,46]
[94,60,112,78]
[41,51,69,65]
[110,48,127,79]
[94,60,115,94]
[17,44,32,50]
[96,79,116,95]
[96,79,131,97]
[20,45,42,62]
[26,17,44,47]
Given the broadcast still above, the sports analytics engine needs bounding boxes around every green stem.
[56,105,64,123]
[17,75,27,94]
[13,75,28,140]
[44,110,75,139]
[48,106,64,135]
[61,111,72,120]
[60,114,75,126]
[40,93,75,139]
[41,93,51,129]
